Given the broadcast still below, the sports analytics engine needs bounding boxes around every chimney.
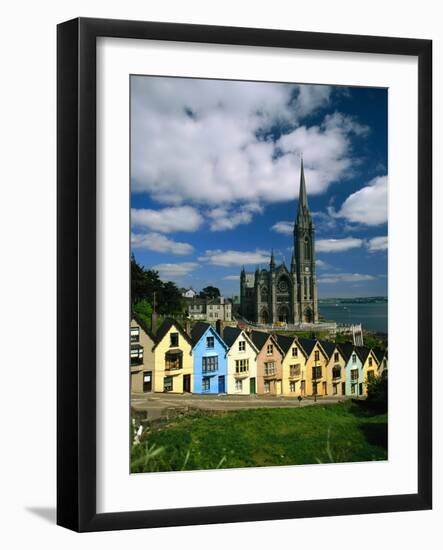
[216,319,224,339]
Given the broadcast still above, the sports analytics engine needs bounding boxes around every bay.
[319,301,388,334]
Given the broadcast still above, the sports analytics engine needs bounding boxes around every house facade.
[299,338,330,396]
[182,287,197,299]
[152,318,193,393]
[361,347,380,395]
[251,331,284,395]
[277,334,308,397]
[191,322,228,394]
[130,317,156,393]
[345,347,364,396]
[223,326,258,395]
[325,343,353,397]
[187,296,232,321]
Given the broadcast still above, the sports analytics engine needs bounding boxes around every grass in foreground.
[131,401,387,473]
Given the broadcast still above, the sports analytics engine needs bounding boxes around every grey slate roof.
[250,330,271,351]
[319,339,336,359]
[338,342,355,363]
[190,321,211,347]
[298,338,317,358]
[355,346,371,364]
[275,334,294,356]
[223,326,243,348]
[373,347,386,364]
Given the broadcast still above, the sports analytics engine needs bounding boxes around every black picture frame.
[57,17,432,532]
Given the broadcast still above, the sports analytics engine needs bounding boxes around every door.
[183,374,191,393]
[322,381,327,395]
[249,377,256,394]
[218,375,225,394]
[359,382,363,396]
[341,382,346,395]
[143,371,152,392]
[275,380,282,395]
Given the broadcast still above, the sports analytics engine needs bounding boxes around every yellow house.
[374,348,388,377]
[325,342,353,397]
[360,347,381,395]
[130,316,156,393]
[299,338,331,396]
[223,326,259,394]
[152,318,193,393]
[276,334,308,397]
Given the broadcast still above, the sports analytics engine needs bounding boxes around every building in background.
[240,159,318,325]
[182,287,197,299]
[186,296,232,321]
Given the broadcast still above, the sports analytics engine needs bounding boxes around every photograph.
[129,75,388,473]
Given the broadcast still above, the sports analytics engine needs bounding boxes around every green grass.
[131,401,387,473]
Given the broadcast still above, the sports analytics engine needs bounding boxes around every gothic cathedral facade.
[240,159,319,325]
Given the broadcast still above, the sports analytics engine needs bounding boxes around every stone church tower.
[240,158,319,325]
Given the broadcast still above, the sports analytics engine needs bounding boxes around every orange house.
[250,330,284,395]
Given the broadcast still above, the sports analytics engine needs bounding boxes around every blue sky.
[131,76,387,298]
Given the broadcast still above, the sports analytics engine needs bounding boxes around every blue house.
[191,322,228,394]
[344,346,365,396]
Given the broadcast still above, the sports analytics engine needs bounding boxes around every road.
[131,392,350,420]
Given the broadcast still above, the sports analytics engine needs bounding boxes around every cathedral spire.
[291,252,296,272]
[270,249,275,269]
[296,156,312,226]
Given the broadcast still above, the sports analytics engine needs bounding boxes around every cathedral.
[240,159,319,325]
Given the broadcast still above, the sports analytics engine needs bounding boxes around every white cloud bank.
[131,77,369,207]
[131,232,193,255]
[199,249,270,267]
[333,175,387,226]
[316,237,363,253]
[367,236,388,252]
[131,206,203,233]
[151,262,198,279]
[271,221,293,235]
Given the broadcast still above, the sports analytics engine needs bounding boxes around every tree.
[199,286,220,300]
[133,300,152,329]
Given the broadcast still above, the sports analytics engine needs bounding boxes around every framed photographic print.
[57,17,432,532]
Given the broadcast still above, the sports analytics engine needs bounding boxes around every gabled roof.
[355,346,371,364]
[275,334,294,355]
[250,330,283,355]
[337,342,355,363]
[153,317,191,349]
[131,312,157,343]
[319,339,336,359]
[373,347,386,363]
[190,321,211,347]
[298,338,317,358]
[223,326,243,348]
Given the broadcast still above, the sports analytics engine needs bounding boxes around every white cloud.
[315,259,329,269]
[209,203,263,231]
[333,175,387,226]
[318,273,376,284]
[316,237,363,253]
[223,275,240,281]
[152,262,198,279]
[131,232,193,255]
[367,236,388,252]
[271,221,293,235]
[131,206,203,233]
[132,76,368,206]
[199,249,270,267]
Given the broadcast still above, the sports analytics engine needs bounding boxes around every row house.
[129,318,387,398]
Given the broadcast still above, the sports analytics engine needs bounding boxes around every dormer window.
[206,336,214,348]
[239,340,246,352]
[267,344,273,355]
[170,332,179,347]
[292,347,298,357]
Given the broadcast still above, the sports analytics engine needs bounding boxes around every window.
[332,366,341,379]
[264,362,276,376]
[206,336,214,348]
[290,364,301,378]
[170,332,179,347]
[292,347,298,357]
[202,356,218,373]
[334,352,339,362]
[130,327,140,342]
[130,345,144,365]
[264,381,271,393]
[312,366,322,380]
[164,376,173,392]
[352,354,357,363]
[235,379,243,392]
[202,377,210,392]
[289,381,296,393]
[235,359,249,373]
[350,369,359,381]
[267,343,273,355]
[238,340,246,352]
[314,350,320,361]
[333,383,338,395]
[369,357,373,366]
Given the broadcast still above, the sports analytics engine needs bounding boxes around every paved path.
[131,392,350,420]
